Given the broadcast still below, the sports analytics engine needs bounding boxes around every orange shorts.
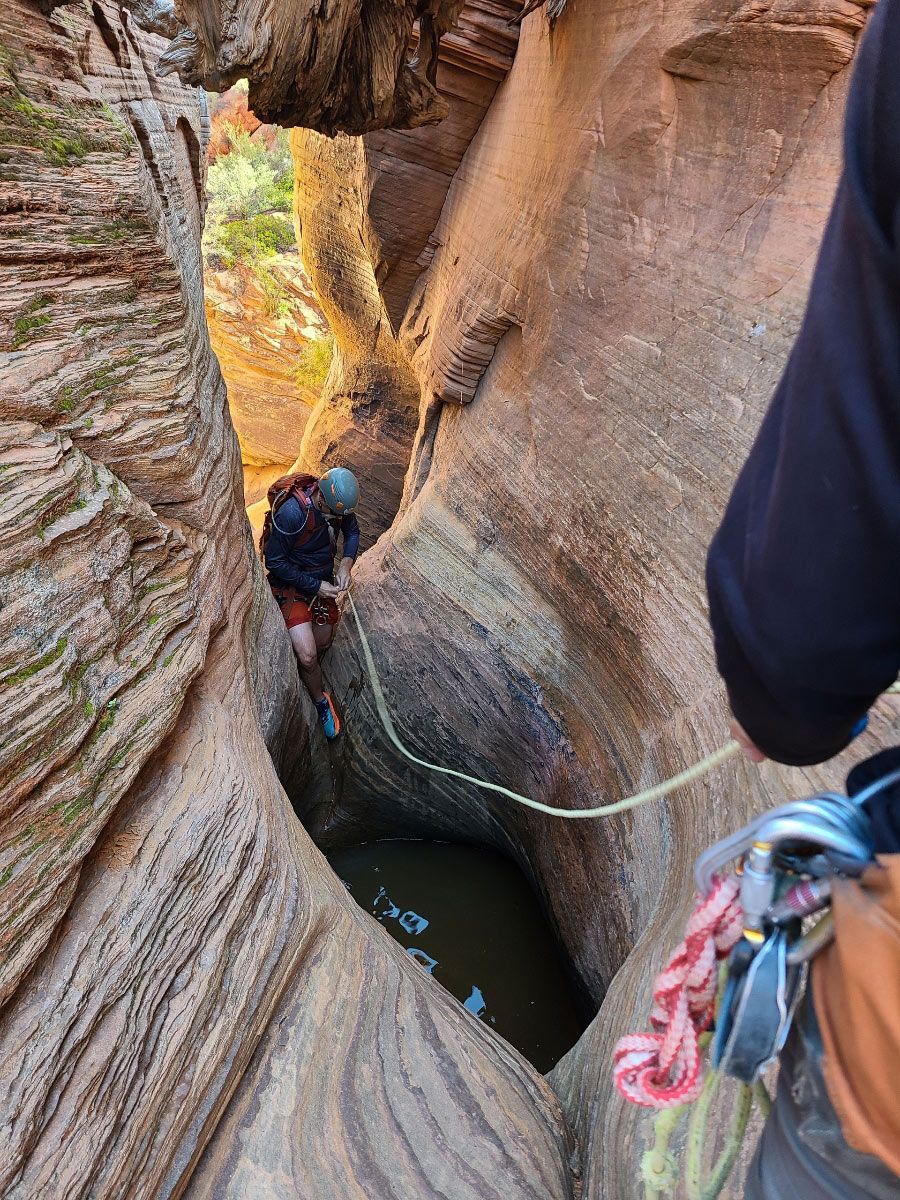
[270,584,341,630]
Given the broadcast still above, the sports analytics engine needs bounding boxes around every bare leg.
[313,622,335,660]
[289,622,325,702]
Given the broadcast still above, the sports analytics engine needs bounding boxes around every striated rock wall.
[0,4,577,1198]
[287,0,521,540]
[289,129,422,542]
[366,0,521,325]
[295,0,900,1193]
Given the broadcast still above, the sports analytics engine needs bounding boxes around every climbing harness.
[613,780,886,1198]
[311,596,332,626]
[699,793,874,1084]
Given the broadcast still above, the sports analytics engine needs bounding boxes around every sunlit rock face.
[287,0,521,539]
[203,86,330,505]
[205,256,327,502]
[295,0,898,1194]
[0,4,576,1197]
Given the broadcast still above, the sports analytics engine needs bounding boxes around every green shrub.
[214,212,295,270]
[293,335,334,394]
[203,124,295,268]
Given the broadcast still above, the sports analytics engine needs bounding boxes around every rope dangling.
[613,874,743,1108]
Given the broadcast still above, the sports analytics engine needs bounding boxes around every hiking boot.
[315,692,341,739]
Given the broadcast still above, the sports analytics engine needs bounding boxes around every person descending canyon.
[706,0,900,1192]
[261,467,360,739]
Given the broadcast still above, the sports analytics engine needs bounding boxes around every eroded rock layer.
[159,0,463,134]
[293,0,900,1194]
[0,4,576,1198]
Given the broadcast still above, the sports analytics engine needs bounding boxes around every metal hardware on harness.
[694,795,873,895]
[714,928,802,1083]
[311,598,331,626]
[786,909,835,965]
[698,790,875,1085]
[768,877,832,924]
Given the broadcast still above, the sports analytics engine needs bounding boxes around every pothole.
[328,838,587,1073]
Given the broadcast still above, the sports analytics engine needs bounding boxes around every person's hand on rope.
[730,717,767,763]
[317,581,341,600]
[336,558,353,592]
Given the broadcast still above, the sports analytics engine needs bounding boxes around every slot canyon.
[1,0,896,1198]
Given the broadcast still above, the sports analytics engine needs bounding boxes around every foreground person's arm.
[706,0,900,765]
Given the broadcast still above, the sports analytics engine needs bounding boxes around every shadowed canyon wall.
[4,0,899,1198]
[294,0,900,1193]
[0,4,576,1198]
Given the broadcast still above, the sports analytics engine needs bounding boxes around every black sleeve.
[263,499,322,597]
[706,0,900,766]
[341,513,360,560]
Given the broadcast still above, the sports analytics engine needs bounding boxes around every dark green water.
[327,839,586,1073]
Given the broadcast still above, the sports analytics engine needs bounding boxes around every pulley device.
[695,790,875,1084]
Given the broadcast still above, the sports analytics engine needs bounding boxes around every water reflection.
[329,839,585,1073]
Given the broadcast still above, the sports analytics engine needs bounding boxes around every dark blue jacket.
[264,494,360,599]
[706,0,900,765]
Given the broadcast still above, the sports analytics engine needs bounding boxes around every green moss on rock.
[2,636,68,688]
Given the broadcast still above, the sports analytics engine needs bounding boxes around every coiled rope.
[613,874,743,1108]
[347,593,742,819]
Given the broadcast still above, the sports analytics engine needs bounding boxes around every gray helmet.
[318,467,359,515]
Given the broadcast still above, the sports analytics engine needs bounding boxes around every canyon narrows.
[2,1,897,1200]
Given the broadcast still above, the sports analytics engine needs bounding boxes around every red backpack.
[258,471,317,559]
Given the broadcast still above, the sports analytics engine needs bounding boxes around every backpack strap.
[270,482,312,539]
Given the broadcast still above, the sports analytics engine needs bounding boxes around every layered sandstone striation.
[292,0,898,1195]
[0,4,574,1198]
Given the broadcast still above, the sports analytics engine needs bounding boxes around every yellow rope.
[347,594,742,820]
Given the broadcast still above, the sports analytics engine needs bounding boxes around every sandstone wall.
[286,1,522,542]
[0,4,576,1197]
[204,255,326,501]
[296,0,900,1193]
[290,128,423,543]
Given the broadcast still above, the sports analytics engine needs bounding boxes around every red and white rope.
[613,874,743,1108]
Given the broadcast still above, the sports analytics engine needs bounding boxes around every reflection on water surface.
[328,839,585,1073]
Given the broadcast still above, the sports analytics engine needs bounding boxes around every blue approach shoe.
[315,693,341,739]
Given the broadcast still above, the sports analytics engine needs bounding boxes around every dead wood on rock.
[157,0,476,135]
